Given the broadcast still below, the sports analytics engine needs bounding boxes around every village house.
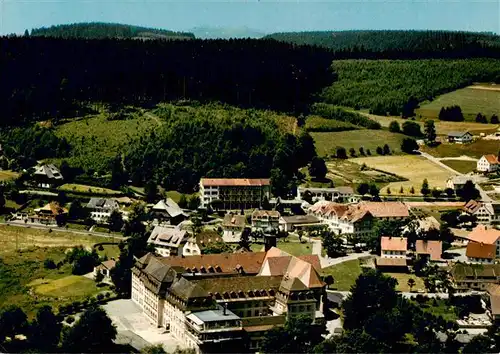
[150,198,188,225]
[447,131,473,144]
[32,202,68,225]
[451,263,500,292]
[182,231,223,257]
[251,210,280,232]
[221,213,247,243]
[415,239,443,261]
[477,154,500,173]
[86,198,120,224]
[308,201,409,237]
[131,248,325,353]
[93,259,116,282]
[278,215,322,233]
[199,178,271,210]
[380,236,407,258]
[297,186,358,203]
[463,200,500,226]
[33,164,64,188]
[147,226,188,257]
[446,175,472,192]
[485,284,500,322]
[466,225,500,263]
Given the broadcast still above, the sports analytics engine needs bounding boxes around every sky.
[1,0,499,35]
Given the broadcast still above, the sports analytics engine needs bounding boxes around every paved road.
[1,220,126,240]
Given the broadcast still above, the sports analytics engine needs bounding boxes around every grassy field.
[304,115,359,132]
[323,159,406,188]
[351,155,455,194]
[0,224,117,254]
[385,273,425,292]
[311,130,407,157]
[321,259,362,291]
[250,241,313,256]
[440,159,477,174]
[419,298,458,322]
[0,247,105,317]
[421,140,500,158]
[360,111,498,136]
[59,183,122,195]
[166,190,197,204]
[417,85,500,121]
[0,170,19,182]
[95,244,121,259]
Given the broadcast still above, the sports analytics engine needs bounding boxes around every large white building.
[477,154,500,173]
[308,201,409,237]
[463,200,500,226]
[297,186,358,203]
[131,248,325,353]
[199,178,271,210]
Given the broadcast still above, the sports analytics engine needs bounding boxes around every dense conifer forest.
[265,30,500,55]
[321,59,500,116]
[29,22,195,40]
[0,37,333,127]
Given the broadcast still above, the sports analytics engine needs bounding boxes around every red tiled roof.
[464,200,482,214]
[415,240,442,261]
[381,236,407,252]
[201,178,270,187]
[360,201,409,218]
[161,252,267,274]
[484,154,499,165]
[466,242,496,259]
[467,225,500,245]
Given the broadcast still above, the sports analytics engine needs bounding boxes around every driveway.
[103,299,183,353]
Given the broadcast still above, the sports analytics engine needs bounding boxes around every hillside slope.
[30,22,194,40]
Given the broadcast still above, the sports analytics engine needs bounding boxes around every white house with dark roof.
[150,198,188,225]
[447,131,473,144]
[86,198,120,224]
[297,186,358,203]
[33,164,63,188]
[148,226,188,257]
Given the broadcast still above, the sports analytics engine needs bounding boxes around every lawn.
[95,244,121,259]
[416,85,500,121]
[0,170,19,182]
[418,298,458,322]
[250,241,313,256]
[361,111,498,136]
[324,159,406,188]
[30,275,105,298]
[0,246,104,317]
[311,130,407,157]
[321,259,362,291]
[420,140,500,158]
[384,273,425,292]
[0,224,114,254]
[59,183,122,195]
[440,159,477,174]
[351,155,455,194]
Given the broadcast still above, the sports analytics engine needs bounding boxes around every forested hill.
[30,22,195,40]
[265,30,500,53]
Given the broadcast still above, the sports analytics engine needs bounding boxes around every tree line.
[321,59,500,117]
[0,37,334,127]
[29,22,195,40]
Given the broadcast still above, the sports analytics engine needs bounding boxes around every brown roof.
[360,201,409,218]
[280,215,320,225]
[161,252,267,274]
[416,240,442,261]
[376,257,408,267]
[464,200,482,214]
[100,259,117,270]
[381,236,407,252]
[484,154,499,165]
[297,255,322,272]
[201,178,270,187]
[194,276,283,296]
[466,242,496,259]
[222,214,247,228]
[252,210,280,218]
[467,225,500,245]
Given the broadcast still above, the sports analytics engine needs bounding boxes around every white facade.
[449,132,473,144]
[381,250,406,258]
[467,257,494,264]
[200,185,220,208]
[297,187,357,203]
[477,155,499,173]
[182,238,202,257]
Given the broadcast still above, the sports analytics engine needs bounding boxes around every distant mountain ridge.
[264,30,500,52]
[189,26,266,39]
[30,22,195,40]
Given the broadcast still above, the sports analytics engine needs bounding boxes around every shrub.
[105,292,111,298]
[44,259,57,269]
[376,146,383,155]
[98,245,104,251]
[389,121,401,133]
[66,315,75,324]
[97,293,104,301]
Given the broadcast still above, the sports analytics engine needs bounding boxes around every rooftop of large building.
[309,200,409,221]
[200,178,270,187]
[148,226,188,249]
[151,198,187,218]
[86,197,119,210]
[415,239,442,261]
[450,263,500,280]
[381,236,407,252]
[467,225,500,245]
[466,241,496,260]
[34,164,63,180]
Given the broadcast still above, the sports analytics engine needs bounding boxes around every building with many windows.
[131,248,325,353]
[466,225,500,263]
[199,178,271,210]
